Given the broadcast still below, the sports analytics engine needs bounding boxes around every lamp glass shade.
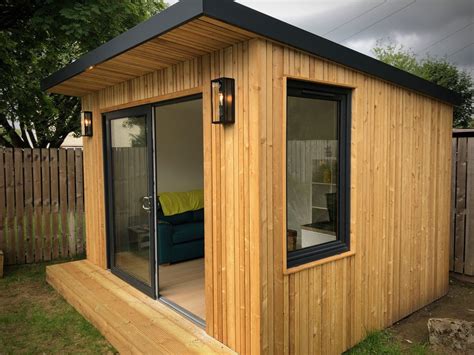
[81,111,93,136]
[211,77,235,124]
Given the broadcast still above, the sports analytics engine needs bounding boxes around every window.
[286,80,351,268]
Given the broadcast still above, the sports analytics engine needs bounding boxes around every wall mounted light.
[211,77,235,124]
[81,111,93,137]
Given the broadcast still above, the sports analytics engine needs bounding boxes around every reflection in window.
[286,80,350,267]
[287,96,338,251]
[111,116,151,285]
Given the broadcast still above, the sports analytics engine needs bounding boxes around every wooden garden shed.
[42,0,461,354]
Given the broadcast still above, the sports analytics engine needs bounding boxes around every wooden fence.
[450,130,474,277]
[0,148,84,265]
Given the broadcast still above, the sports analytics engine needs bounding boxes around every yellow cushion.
[159,190,204,216]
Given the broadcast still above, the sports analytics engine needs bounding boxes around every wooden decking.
[46,260,234,354]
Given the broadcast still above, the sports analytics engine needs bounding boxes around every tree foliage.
[373,41,473,128]
[0,0,166,148]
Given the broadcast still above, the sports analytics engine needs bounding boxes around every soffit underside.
[48,16,255,96]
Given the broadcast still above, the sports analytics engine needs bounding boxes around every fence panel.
[0,147,84,265]
[451,131,474,277]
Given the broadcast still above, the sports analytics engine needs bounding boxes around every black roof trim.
[41,0,462,105]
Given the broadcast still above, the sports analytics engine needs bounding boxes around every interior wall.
[155,99,204,194]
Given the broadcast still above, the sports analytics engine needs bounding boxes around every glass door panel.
[105,105,155,297]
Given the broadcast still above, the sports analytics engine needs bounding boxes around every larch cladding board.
[81,37,453,355]
[259,39,453,354]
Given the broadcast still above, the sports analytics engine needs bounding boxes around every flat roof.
[41,0,461,105]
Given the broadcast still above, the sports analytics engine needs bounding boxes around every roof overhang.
[41,0,462,105]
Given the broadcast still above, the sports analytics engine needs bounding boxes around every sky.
[167,0,473,77]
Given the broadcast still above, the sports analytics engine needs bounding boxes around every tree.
[0,0,166,148]
[373,41,473,128]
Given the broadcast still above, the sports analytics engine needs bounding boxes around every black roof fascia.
[41,0,462,105]
[40,0,204,91]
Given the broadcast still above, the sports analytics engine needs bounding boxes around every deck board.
[46,260,234,354]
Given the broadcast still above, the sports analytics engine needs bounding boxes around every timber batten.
[43,1,455,354]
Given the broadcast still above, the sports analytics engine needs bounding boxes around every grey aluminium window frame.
[286,79,351,268]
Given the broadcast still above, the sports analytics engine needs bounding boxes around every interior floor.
[114,251,205,321]
[159,258,205,321]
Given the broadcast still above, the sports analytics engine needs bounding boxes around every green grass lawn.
[345,331,431,355]
[0,261,115,354]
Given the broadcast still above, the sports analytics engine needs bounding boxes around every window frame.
[286,79,352,268]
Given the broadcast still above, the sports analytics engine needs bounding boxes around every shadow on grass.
[0,257,116,354]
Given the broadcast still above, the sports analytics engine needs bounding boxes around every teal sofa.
[157,208,204,264]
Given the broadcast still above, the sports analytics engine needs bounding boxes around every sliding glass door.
[104,105,156,297]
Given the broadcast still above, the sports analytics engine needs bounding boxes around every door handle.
[142,196,152,212]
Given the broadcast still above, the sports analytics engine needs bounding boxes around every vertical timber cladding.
[81,93,105,268]
[79,41,264,354]
[261,39,453,354]
[80,36,453,355]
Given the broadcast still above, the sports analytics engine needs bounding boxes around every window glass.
[286,81,350,267]
[287,96,338,251]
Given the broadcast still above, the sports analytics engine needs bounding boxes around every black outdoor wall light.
[81,111,93,137]
[211,77,235,124]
